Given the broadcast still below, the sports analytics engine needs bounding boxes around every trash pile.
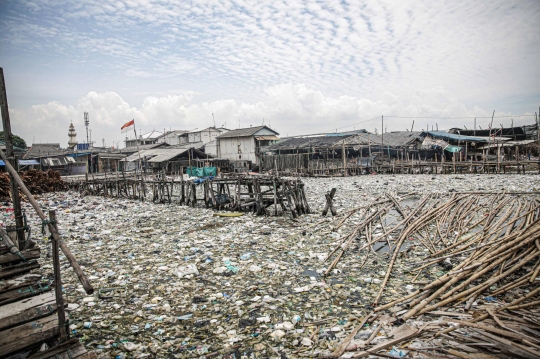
[12,173,540,358]
[0,169,67,200]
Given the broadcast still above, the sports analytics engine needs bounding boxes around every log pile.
[315,192,540,358]
[0,170,68,200]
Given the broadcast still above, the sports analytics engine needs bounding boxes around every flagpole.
[132,120,146,200]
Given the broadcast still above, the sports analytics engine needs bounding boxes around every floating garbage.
[15,173,540,358]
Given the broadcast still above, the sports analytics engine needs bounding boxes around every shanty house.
[155,130,188,145]
[175,127,229,157]
[124,130,163,148]
[216,126,279,169]
[260,130,425,173]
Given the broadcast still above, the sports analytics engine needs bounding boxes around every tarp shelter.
[186,166,217,177]
[444,145,462,153]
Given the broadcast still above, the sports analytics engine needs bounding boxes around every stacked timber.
[0,169,68,200]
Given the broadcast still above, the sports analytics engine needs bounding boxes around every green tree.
[0,131,27,149]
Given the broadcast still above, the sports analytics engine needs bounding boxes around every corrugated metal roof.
[424,131,488,142]
[23,145,63,159]
[119,143,168,153]
[265,135,350,151]
[122,148,188,162]
[19,159,40,165]
[264,131,423,151]
[477,140,536,149]
[147,149,189,163]
[255,135,280,140]
[217,126,279,138]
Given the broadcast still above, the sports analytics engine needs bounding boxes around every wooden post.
[188,148,191,177]
[342,140,347,176]
[49,210,67,340]
[497,144,501,173]
[0,68,25,249]
[322,188,337,216]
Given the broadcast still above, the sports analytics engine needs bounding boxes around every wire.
[384,114,536,119]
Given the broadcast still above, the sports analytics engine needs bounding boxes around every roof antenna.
[212,113,215,127]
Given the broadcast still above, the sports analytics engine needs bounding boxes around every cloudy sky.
[1,0,539,147]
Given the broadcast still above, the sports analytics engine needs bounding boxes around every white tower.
[68,121,77,148]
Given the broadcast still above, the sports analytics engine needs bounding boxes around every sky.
[0,0,539,148]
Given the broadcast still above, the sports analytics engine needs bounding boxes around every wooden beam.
[0,315,59,357]
[0,260,40,280]
[0,248,40,265]
[27,339,85,359]
[0,292,58,330]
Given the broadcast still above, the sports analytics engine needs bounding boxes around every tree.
[0,131,27,149]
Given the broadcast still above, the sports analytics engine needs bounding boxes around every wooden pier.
[273,159,539,177]
[69,173,311,218]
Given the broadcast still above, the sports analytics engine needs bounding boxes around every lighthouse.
[68,121,77,148]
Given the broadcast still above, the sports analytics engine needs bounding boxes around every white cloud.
[2,0,539,107]
[8,84,534,148]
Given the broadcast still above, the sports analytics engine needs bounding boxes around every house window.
[237,144,242,154]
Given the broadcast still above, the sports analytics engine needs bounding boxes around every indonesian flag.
[121,119,135,133]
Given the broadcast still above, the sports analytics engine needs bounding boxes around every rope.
[41,219,57,235]
[6,225,30,232]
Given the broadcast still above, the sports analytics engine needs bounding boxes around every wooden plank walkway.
[0,243,96,359]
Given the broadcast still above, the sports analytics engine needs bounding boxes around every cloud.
[1,0,539,108]
[8,84,534,148]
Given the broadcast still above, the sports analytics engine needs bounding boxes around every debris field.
[13,173,540,358]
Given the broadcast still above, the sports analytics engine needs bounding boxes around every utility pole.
[381,115,384,158]
[84,112,89,145]
[488,110,495,160]
[0,68,25,248]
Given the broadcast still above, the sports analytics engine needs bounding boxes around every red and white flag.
[121,119,135,133]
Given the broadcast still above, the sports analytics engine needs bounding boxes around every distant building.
[124,130,163,148]
[178,127,229,145]
[155,130,188,146]
[216,126,279,170]
[23,144,63,159]
[68,121,77,148]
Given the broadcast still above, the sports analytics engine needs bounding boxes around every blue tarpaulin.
[444,145,462,153]
[0,159,40,166]
[67,152,90,158]
[193,176,215,184]
[19,159,40,165]
[186,166,217,177]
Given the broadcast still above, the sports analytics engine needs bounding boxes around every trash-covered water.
[14,173,540,358]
